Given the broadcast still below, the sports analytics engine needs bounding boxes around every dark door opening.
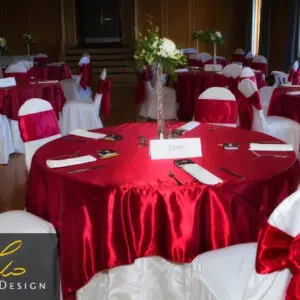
[76,0,122,46]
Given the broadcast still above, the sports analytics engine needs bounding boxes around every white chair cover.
[190,189,300,300]
[239,67,256,82]
[18,98,61,171]
[139,67,177,120]
[60,71,104,136]
[234,48,245,55]
[271,71,289,87]
[5,60,33,73]
[259,86,275,115]
[222,64,242,79]
[195,87,238,127]
[238,79,300,156]
[190,52,212,62]
[0,114,14,164]
[245,52,254,60]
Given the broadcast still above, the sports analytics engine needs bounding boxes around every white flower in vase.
[0,37,7,49]
[215,31,222,38]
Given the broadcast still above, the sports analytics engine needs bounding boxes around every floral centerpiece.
[23,33,34,56]
[204,30,224,64]
[134,20,186,139]
[0,37,8,78]
[192,30,206,52]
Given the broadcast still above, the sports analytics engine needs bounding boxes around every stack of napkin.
[70,129,106,139]
[47,155,96,169]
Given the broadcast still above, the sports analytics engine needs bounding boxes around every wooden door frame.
[60,0,136,51]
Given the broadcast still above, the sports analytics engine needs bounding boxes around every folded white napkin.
[182,164,223,185]
[177,121,200,132]
[70,129,106,139]
[286,91,300,96]
[249,143,294,151]
[281,84,300,87]
[46,155,96,169]
[175,68,189,73]
[188,66,200,69]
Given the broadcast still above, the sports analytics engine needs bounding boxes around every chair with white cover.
[0,114,14,164]
[232,48,245,64]
[18,98,61,171]
[60,69,107,135]
[72,55,93,102]
[259,86,275,115]
[288,60,300,85]
[251,55,268,74]
[139,67,177,120]
[222,63,243,79]
[181,48,197,55]
[238,79,300,155]
[239,67,257,83]
[195,87,238,127]
[34,53,49,64]
[188,189,300,300]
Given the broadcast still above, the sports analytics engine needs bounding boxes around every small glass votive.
[139,136,148,146]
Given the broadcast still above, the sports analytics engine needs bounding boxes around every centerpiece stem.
[213,43,217,64]
[27,44,30,56]
[196,40,199,53]
[156,63,165,139]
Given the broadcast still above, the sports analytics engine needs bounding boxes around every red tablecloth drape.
[268,86,300,124]
[26,122,300,300]
[0,82,66,120]
[33,64,72,81]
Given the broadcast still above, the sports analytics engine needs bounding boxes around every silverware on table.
[139,136,148,146]
[168,170,183,186]
[68,165,106,174]
[251,151,289,159]
[48,150,80,160]
[62,137,86,142]
[219,167,244,179]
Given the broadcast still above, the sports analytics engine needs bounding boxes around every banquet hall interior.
[0,0,300,299]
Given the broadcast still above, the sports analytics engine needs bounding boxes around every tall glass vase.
[27,44,30,56]
[213,43,217,64]
[196,40,199,53]
[156,63,165,139]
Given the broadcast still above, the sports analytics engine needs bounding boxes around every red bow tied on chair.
[289,69,300,85]
[97,79,112,118]
[256,224,300,300]
[78,64,92,89]
[134,68,152,104]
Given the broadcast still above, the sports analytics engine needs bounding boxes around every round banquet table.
[176,70,266,120]
[27,122,300,300]
[31,64,72,81]
[268,86,300,124]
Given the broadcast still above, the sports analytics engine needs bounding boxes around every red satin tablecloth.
[268,86,300,123]
[0,82,66,120]
[32,64,72,81]
[176,70,266,120]
[26,122,300,300]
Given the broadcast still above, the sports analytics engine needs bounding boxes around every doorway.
[76,0,122,45]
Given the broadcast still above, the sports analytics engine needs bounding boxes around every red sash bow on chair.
[134,68,152,104]
[256,224,300,300]
[232,53,245,63]
[288,69,300,85]
[77,64,92,89]
[97,79,112,118]
[251,62,268,74]
[236,91,261,129]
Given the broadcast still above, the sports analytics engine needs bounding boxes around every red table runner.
[0,82,66,120]
[268,86,300,124]
[26,122,300,300]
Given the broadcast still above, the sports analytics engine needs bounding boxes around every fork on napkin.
[70,129,106,140]
[46,155,96,169]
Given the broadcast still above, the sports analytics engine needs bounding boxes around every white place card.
[0,77,16,88]
[150,138,202,160]
[249,143,294,152]
[204,64,222,72]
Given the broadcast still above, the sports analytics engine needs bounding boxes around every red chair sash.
[288,69,300,85]
[251,62,268,74]
[18,110,60,142]
[77,64,92,89]
[194,99,238,124]
[205,58,229,67]
[134,68,152,104]
[97,79,112,118]
[238,75,257,85]
[256,224,300,300]
[232,54,245,63]
[236,91,261,129]
[188,59,204,68]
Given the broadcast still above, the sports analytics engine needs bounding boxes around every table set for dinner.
[26,121,300,299]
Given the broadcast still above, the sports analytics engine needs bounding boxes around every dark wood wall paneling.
[0,0,61,60]
[0,0,248,61]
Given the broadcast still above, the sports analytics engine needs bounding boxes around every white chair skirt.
[0,115,14,164]
[9,119,25,153]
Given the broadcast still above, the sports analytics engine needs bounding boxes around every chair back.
[244,190,300,299]
[34,53,49,64]
[94,68,108,114]
[0,210,56,233]
[60,79,81,101]
[288,60,300,85]
[190,52,212,62]
[4,60,33,83]
[272,71,289,87]
[259,86,275,113]
[182,48,197,55]
[232,48,245,63]
[222,63,242,78]
[238,79,266,132]
[239,67,257,83]
[195,87,238,127]
[18,98,61,171]
[206,56,228,67]
[251,55,268,73]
